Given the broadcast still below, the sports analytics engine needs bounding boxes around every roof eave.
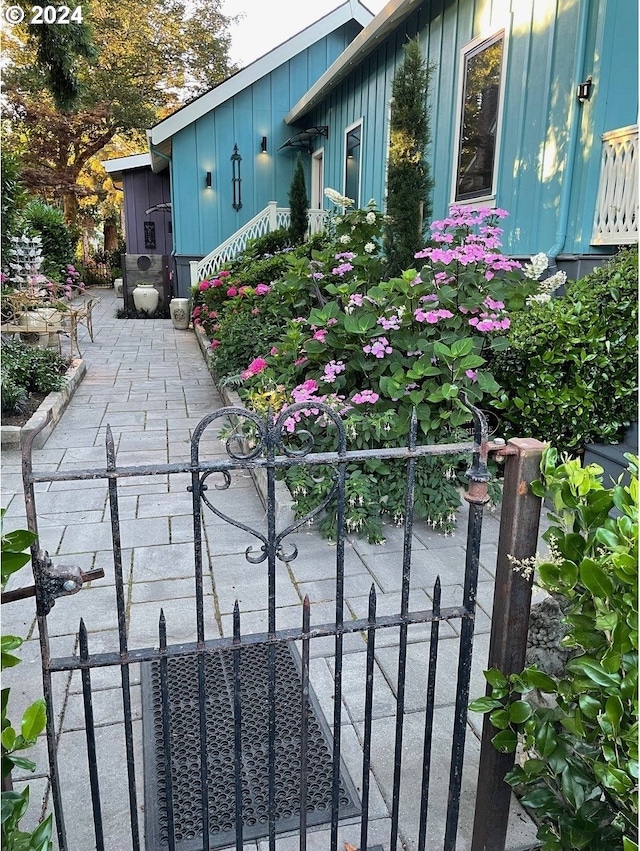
[149,0,373,149]
[286,0,423,125]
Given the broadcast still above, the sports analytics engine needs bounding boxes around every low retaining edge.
[1,358,87,450]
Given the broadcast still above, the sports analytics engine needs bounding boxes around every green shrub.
[244,227,293,258]
[1,341,68,413]
[470,450,638,851]
[0,377,29,416]
[1,511,54,850]
[22,200,78,279]
[490,248,638,451]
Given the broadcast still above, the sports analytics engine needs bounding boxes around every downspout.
[546,0,591,266]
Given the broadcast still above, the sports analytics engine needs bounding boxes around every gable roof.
[286,0,420,124]
[148,0,373,170]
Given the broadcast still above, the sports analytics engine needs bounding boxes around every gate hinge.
[30,551,104,615]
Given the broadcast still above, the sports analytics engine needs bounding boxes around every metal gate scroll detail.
[21,400,497,851]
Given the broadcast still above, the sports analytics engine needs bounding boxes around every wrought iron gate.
[17,401,544,851]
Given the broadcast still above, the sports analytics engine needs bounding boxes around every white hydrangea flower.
[526,292,551,305]
[366,212,377,224]
[540,270,567,292]
[523,252,549,280]
[339,234,351,244]
[324,187,355,208]
[334,216,342,225]
[364,242,375,253]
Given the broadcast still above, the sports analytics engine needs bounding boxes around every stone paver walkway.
[2,288,540,850]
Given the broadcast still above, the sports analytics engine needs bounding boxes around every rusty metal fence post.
[471,437,546,851]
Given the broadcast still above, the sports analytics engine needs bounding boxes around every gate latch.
[1,550,105,615]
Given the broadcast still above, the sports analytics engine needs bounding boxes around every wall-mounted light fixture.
[261,136,268,154]
[205,171,212,188]
[231,144,243,211]
[577,76,593,103]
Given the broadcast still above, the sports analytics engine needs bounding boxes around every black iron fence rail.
[44,606,470,672]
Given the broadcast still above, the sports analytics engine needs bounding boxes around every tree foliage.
[383,38,434,277]
[3,0,237,223]
[288,156,309,245]
[0,150,27,259]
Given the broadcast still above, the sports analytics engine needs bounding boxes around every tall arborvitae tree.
[288,155,309,244]
[384,38,434,277]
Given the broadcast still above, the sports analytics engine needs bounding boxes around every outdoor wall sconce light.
[577,76,593,103]
[205,171,212,188]
[261,136,268,153]
[231,144,243,210]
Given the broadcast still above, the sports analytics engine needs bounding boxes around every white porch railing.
[190,202,327,285]
[591,124,638,245]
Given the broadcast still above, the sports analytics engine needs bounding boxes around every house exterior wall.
[298,0,638,262]
[122,168,172,255]
[169,20,362,282]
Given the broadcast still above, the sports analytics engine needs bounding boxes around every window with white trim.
[454,33,504,202]
[344,120,362,206]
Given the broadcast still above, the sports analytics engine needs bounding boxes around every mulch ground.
[2,392,48,427]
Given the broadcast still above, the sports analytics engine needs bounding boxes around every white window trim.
[344,117,364,207]
[450,28,509,208]
[383,96,394,213]
[311,147,325,210]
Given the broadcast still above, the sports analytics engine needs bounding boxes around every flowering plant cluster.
[205,202,560,540]
[246,206,540,440]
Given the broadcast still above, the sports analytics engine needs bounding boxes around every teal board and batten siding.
[300,0,638,260]
[170,21,362,263]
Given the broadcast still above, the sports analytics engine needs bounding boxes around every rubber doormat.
[141,643,361,850]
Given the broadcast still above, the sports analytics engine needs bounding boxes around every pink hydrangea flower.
[363,337,393,358]
[241,357,268,380]
[270,347,278,355]
[255,283,270,295]
[226,286,237,297]
[209,339,220,349]
[351,390,379,404]
[465,369,478,382]
[332,262,353,277]
[198,280,211,291]
[313,329,327,342]
[322,360,346,383]
[219,270,230,278]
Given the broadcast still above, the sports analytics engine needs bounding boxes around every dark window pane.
[345,125,361,205]
[455,36,503,201]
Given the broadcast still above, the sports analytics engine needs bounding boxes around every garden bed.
[1,358,86,449]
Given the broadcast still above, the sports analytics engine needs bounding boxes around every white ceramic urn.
[132,283,160,316]
[169,298,190,330]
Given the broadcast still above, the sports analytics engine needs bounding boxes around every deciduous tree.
[3,0,237,224]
